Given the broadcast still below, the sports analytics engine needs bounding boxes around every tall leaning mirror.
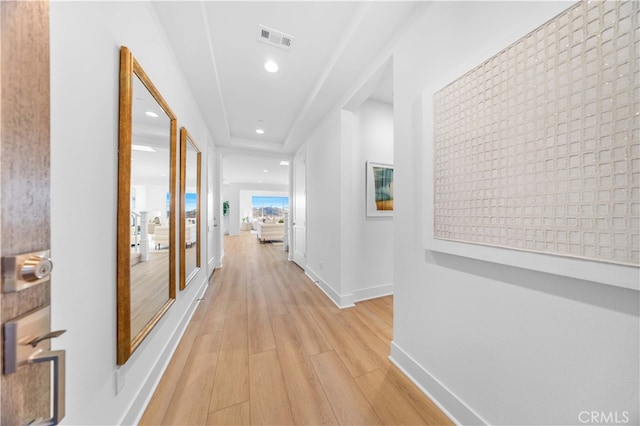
[117,46,176,365]
[180,127,201,290]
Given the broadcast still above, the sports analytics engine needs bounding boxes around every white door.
[207,149,219,273]
[292,152,306,268]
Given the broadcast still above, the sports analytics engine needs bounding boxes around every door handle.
[29,349,66,426]
[2,306,66,425]
[28,330,67,347]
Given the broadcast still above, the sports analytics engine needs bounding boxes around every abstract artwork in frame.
[366,161,394,217]
[432,0,639,267]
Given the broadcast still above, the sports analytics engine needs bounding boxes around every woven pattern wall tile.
[434,0,639,266]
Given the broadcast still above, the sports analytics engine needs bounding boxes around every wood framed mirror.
[180,127,201,290]
[117,46,177,365]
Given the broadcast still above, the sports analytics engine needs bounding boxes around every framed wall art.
[425,1,639,290]
[366,161,394,217]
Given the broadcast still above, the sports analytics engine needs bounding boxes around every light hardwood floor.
[130,251,170,338]
[140,232,453,425]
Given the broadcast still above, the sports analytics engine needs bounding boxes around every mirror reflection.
[130,75,172,337]
[180,128,201,289]
[118,46,176,365]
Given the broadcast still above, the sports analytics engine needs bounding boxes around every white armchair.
[154,225,169,249]
[256,222,284,242]
[185,223,197,247]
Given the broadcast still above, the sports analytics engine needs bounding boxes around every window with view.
[252,196,289,221]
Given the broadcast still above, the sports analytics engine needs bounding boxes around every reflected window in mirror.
[180,127,201,290]
[117,46,177,365]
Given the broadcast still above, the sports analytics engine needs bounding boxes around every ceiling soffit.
[153,1,422,156]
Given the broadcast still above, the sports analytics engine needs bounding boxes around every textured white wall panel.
[434,1,639,266]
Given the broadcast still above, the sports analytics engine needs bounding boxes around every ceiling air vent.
[258,25,293,50]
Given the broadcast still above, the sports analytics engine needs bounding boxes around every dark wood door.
[0,1,54,424]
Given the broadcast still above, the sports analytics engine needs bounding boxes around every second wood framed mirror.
[180,127,201,290]
[117,46,177,365]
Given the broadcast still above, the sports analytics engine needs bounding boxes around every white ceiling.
[222,153,290,187]
[152,1,419,185]
[131,74,172,187]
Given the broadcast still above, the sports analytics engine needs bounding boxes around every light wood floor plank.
[192,332,222,356]
[378,363,454,426]
[261,271,289,317]
[248,308,276,354]
[380,295,393,305]
[358,297,393,328]
[356,369,444,425]
[162,353,218,425]
[207,402,250,426]
[190,283,213,322]
[247,283,267,313]
[249,350,294,425]
[305,299,377,377]
[352,298,393,332]
[141,232,452,426]
[198,280,231,335]
[139,323,200,426]
[377,326,393,345]
[287,303,332,355]
[209,310,249,412]
[310,351,382,426]
[271,315,338,425]
[227,296,248,318]
[336,309,390,370]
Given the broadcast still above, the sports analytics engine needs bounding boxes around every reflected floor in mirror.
[185,244,197,282]
[140,232,452,425]
[130,248,170,338]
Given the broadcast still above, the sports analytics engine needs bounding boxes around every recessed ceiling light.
[264,60,279,73]
[279,161,289,166]
[145,111,159,118]
[258,180,263,183]
[263,169,269,173]
[256,128,264,134]
[132,144,156,152]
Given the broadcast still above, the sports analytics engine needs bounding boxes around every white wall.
[305,111,344,300]
[208,148,222,271]
[304,99,394,306]
[50,2,213,424]
[348,99,394,300]
[134,184,169,224]
[392,2,639,425]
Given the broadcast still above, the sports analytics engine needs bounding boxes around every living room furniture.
[147,222,156,234]
[256,222,284,242]
[155,225,169,249]
[131,225,138,245]
[185,223,196,247]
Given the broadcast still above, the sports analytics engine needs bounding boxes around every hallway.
[140,232,452,425]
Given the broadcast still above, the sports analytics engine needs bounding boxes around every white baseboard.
[120,276,208,425]
[305,267,355,308]
[389,341,487,426]
[305,268,394,308]
[352,283,393,303]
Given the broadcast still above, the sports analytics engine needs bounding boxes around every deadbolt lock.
[21,255,53,282]
[2,250,53,293]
